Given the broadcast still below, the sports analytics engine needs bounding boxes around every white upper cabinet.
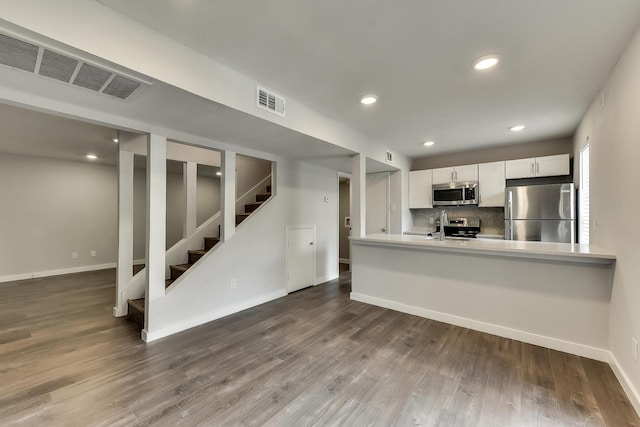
[432,164,478,184]
[536,154,570,177]
[505,154,570,179]
[505,158,535,179]
[478,161,506,207]
[454,164,479,182]
[409,169,433,208]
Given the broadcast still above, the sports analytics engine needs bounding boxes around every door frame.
[285,224,316,293]
[337,172,352,272]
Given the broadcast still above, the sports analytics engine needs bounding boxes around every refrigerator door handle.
[507,190,514,240]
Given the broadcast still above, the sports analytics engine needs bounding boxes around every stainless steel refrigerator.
[505,183,576,243]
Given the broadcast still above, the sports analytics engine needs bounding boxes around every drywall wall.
[133,164,221,259]
[282,159,340,284]
[0,152,118,278]
[0,152,220,278]
[412,137,573,170]
[339,180,350,261]
[146,158,340,339]
[573,26,640,411]
[236,155,272,198]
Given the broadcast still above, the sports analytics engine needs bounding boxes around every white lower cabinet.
[478,161,505,207]
[409,169,433,208]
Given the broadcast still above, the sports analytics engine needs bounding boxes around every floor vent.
[257,85,285,117]
[0,32,148,100]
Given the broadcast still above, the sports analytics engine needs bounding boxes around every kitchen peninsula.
[350,234,615,361]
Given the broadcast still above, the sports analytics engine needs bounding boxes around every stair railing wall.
[235,174,272,214]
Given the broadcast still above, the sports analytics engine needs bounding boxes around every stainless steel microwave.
[432,182,479,206]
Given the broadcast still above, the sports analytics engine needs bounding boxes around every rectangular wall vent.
[386,151,394,163]
[0,32,148,101]
[257,85,285,117]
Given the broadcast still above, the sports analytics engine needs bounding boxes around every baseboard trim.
[0,262,117,284]
[142,289,288,342]
[315,272,339,286]
[338,258,350,264]
[350,292,609,362]
[609,352,640,417]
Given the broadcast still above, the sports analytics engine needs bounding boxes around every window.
[579,140,590,244]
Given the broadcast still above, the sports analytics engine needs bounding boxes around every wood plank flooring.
[0,266,638,426]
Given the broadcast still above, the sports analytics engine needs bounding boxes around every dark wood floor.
[0,266,638,426]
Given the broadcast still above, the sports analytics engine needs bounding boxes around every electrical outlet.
[632,337,638,361]
[71,252,78,259]
[230,278,237,289]
[90,251,96,257]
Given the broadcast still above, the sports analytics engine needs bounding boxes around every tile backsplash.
[410,206,504,236]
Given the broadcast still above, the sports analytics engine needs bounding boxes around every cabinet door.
[505,157,535,179]
[478,161,505,207]
[432,167,454,184]
[454,164,478,182]
[535,154,570,177]
[409,170,433,208]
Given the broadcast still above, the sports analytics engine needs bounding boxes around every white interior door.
[286,226,316,293]
[366,172,390,235]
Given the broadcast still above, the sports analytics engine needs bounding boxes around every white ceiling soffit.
[0,31,149,101]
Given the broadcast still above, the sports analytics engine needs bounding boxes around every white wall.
[282,159,339,284]
[0,152,117,278]
[133,165,221,259]
[146,158,340,339]
[0,152,221,278]
[573,26,640,408]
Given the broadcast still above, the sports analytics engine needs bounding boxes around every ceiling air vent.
[0,31,149,101]
[257,85,285,117]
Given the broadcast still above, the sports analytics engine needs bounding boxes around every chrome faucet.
[440,209,448,241]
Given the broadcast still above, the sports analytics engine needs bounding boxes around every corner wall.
[573,26,640,412]
[146,158,340,339]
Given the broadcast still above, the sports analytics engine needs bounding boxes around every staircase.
[127,184,272,328]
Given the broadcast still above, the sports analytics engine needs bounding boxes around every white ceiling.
[95,0,640,158]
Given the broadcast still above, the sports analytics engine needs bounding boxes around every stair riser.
[189,252,204,264]
[245,203,261,213]
[255,194,271,202]
[170,267,187,280]
[204,238,219,250]
[236,214,249,225]
[127,303,144,328]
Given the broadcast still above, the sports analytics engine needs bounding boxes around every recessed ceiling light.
[359,94,378,105]
[112,138,119,143]
[423,141,435,147]
[473,54,500,71]
[86,154,97,160]
[216,171,222,176]
[509,125,525,132]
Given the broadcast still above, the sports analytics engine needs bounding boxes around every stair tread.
[165,279,174,288]
[171,263,192,271]
[128,298,145,313]
[188,249,208,255]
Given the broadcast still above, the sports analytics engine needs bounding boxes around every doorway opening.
[338,173,351,272]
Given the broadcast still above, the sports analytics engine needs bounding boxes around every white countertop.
[351,233,616,264]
